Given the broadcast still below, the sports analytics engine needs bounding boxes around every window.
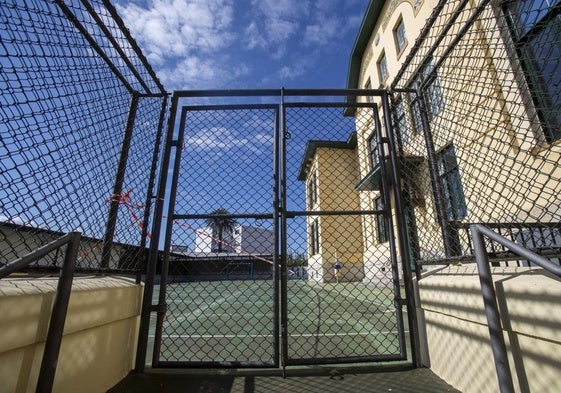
[310,218,320,255]
[377,51,389,83]
[436,145,467,221]
[408,58,445,132]
[367,132,378,170]
[364,79,374,103]
[394,17,408,54]
[374,197,389,243]
[307,171,317,208]
[502,0,561,143]
[408,90,423,133]
[393,96,408,146]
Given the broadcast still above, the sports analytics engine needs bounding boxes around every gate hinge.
[395,297,407,308]
[150,303,167,313]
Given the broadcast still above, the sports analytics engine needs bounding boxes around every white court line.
[150,331,409,339]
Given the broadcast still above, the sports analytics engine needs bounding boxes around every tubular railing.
[417,222,561,266]
[470,224,561,393]
[0,232,81,393]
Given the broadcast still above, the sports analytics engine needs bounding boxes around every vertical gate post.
[380,90,421,367]
[101,92,140,269]
[134,93,178,372]
[279,88,289,374]
[373,107,408,360]
[272,103,281,368]
[152,105,188,367]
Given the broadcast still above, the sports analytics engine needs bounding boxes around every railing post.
[36,232,81,393]
[470,225,515,393]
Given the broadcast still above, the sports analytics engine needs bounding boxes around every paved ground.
[108,367,461,393]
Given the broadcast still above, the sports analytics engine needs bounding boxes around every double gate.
[137,90,419,370]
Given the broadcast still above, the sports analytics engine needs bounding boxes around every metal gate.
[138,90,418,369]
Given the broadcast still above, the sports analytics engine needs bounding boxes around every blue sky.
[113,0,370,91]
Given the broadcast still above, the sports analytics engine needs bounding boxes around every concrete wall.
[417,266,561,393]
[0,276,142,393]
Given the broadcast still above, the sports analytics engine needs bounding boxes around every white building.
[193,224,274,255]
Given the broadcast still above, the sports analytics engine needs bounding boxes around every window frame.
[374,197,389,243]
[393,16,408,56]
[393,95,409,146]
[367,131,378,171]
[307,171,317,208]
[407,57,445,133]
[364,78,374,103]
[310,218,320,255]
[501,0,561,144]
[436,144,467,221]
[377,51,389,84]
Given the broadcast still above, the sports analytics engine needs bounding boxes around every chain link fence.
[1,0,167,273]
[283,100,408,364]
[150,93,410,367]
[386,0,561,268]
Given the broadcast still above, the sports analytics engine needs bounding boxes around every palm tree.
[205,208,238,253]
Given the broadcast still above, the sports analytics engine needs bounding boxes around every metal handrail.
[470,224,561,393]
[0,231,81,393]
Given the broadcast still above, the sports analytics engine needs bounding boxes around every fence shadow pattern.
[1,0,167,273]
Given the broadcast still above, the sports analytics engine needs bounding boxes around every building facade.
[297,134,365,282]
[302,0,561,283]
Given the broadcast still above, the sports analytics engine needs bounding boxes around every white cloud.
[303,17,341,46]
[243,22,267,50]
[184,125,272,153]
[113,0,369,89]
[251,0,310,20]
[158,55,250,90]
[267,19,298,44]
[243,0,309,55]
[278,65,306,80]
[116,0,251,89]
[116,0,235,59]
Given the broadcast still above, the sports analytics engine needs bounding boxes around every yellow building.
[300,0,560,282]
[297,133,365,282]
[342,0,561,277]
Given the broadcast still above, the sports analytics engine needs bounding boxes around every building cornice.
[297,132,357,181]
[346,0,386,93]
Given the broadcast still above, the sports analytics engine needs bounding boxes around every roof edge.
[346,1,386,93]
[297,132,357,181]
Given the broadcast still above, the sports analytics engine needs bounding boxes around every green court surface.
[151,280,406,364]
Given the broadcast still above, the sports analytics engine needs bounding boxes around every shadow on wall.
[419,267,561,393]
[0,278,141,393]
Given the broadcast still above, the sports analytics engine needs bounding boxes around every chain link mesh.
[155,99,406,365]
[386,0,561,266]
[284,103,404,363]
[1,0,167,272]
[158,107,277,365]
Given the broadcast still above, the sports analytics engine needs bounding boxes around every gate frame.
[135,89,421,372]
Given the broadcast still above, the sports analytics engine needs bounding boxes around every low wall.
[0,276,143,393]
[416,265,561,393]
